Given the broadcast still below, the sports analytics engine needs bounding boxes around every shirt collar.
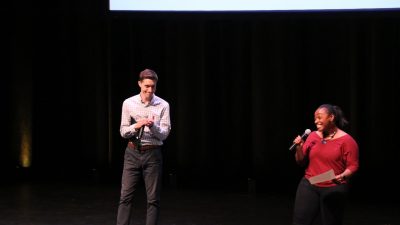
[134,94,160,106]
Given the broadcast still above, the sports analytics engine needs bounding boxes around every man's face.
[138,78,157,99]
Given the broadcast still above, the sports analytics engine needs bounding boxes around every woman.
[292,104,359,225]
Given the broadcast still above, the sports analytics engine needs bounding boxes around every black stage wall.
[4,1,400,198]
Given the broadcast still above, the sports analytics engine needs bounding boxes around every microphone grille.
[305,129,311,135]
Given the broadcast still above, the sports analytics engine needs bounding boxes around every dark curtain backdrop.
[4,1,400,196]
[108,11,400,192]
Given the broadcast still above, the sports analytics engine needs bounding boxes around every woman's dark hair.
[318,104,349,129]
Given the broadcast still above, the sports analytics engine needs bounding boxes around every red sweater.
[302,131,359,187]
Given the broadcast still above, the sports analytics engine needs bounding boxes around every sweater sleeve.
[343,136,359,174]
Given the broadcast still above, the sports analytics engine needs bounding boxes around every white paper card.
[309,169,335,184]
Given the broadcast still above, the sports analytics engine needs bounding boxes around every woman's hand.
[293,135,304,148]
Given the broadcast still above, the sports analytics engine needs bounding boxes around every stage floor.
[0,179,398,225]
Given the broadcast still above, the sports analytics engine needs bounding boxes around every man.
[117,68,171,225]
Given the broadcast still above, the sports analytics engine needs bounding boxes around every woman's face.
[314,107,334,132]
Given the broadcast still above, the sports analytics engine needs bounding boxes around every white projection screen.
[109,0,400,12]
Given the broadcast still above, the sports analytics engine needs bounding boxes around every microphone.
[133,126,145,150]
[289,129,311,151]
[137,125,145,140]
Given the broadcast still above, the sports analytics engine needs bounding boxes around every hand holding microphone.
[289,129,311,151]
[135,116,155,139]
[134,119,147,140]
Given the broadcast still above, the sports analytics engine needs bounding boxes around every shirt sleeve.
[343,136,360,174]
[302,132,318,155]
[149,102,171,141]
[120,100,138,139]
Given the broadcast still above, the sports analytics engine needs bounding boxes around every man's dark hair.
[139,69,158,81]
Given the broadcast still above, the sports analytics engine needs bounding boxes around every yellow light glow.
[20,122,32,168]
